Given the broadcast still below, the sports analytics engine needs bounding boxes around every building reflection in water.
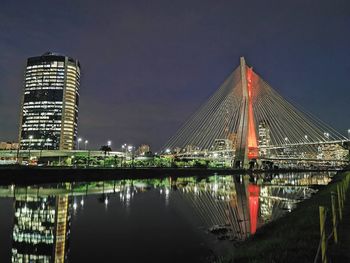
[3,172,333,262]
[169,175,254,241]
[168,172,333,241]
[11,190,71,263]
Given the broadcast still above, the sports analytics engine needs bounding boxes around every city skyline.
[0,0,350,150]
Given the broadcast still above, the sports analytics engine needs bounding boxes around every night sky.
[0,0,349,151]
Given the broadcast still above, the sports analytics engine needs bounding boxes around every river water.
[0,172,333,262]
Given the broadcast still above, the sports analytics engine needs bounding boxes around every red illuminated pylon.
[246,67,259,159]
[248,184,260,234]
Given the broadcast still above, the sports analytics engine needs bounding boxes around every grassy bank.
[228,171,350,263]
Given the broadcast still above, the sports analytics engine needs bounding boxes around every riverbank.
[228,171,350,263]
[0,166,341,185]
[328,178,350,262]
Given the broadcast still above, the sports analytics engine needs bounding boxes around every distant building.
[173,147,182,154]
[212,139,233,151]
[317,144,348,161]
[258,121,271,157]
[18,52,81,150]
[136,144,151,156]
[0,142,19,150]
[227,132,237,150]
[184,145,199,153]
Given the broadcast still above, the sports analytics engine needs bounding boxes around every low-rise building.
[136,144,151,156]
[0,142,19,150]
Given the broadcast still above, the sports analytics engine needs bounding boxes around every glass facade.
[19,52,80,150]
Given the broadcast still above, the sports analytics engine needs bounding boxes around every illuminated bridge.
[163,57,349,167]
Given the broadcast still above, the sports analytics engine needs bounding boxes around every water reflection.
[11,194,71,263]
[0,172,333,262]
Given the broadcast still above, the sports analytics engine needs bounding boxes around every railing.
[313,173,350,263]
[260,139,350,150]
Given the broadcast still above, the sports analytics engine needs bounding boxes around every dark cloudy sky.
[0,0,349,150]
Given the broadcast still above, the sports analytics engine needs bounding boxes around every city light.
[77,138,82,150]
[107,140,112,147]
[324,132,330,140]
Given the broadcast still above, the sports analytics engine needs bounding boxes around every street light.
[324,132,330,140]
[77,138,82,150]
[122,144,126,167]
[84,140,88,150]
[127,145,135,167]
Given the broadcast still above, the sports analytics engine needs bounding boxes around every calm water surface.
[0,172,333,262]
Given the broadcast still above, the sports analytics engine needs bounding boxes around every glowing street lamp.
[77,137,82,150]
[107,140,112,147]
[122,144,127,166]
[127,145,135,167]
[165,148,171,154]
[324,132,330,140]
[84,140,88,150]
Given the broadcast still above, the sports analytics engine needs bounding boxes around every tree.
[100,145,112,154]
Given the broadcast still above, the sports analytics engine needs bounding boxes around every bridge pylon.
[234,57,259,168]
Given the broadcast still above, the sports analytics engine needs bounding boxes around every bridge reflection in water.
[0,172,333,262]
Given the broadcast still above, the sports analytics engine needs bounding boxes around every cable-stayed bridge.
[163,57,349,168]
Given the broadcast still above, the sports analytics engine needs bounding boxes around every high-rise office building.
[18,52,81,150]
[258,121,271,157]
